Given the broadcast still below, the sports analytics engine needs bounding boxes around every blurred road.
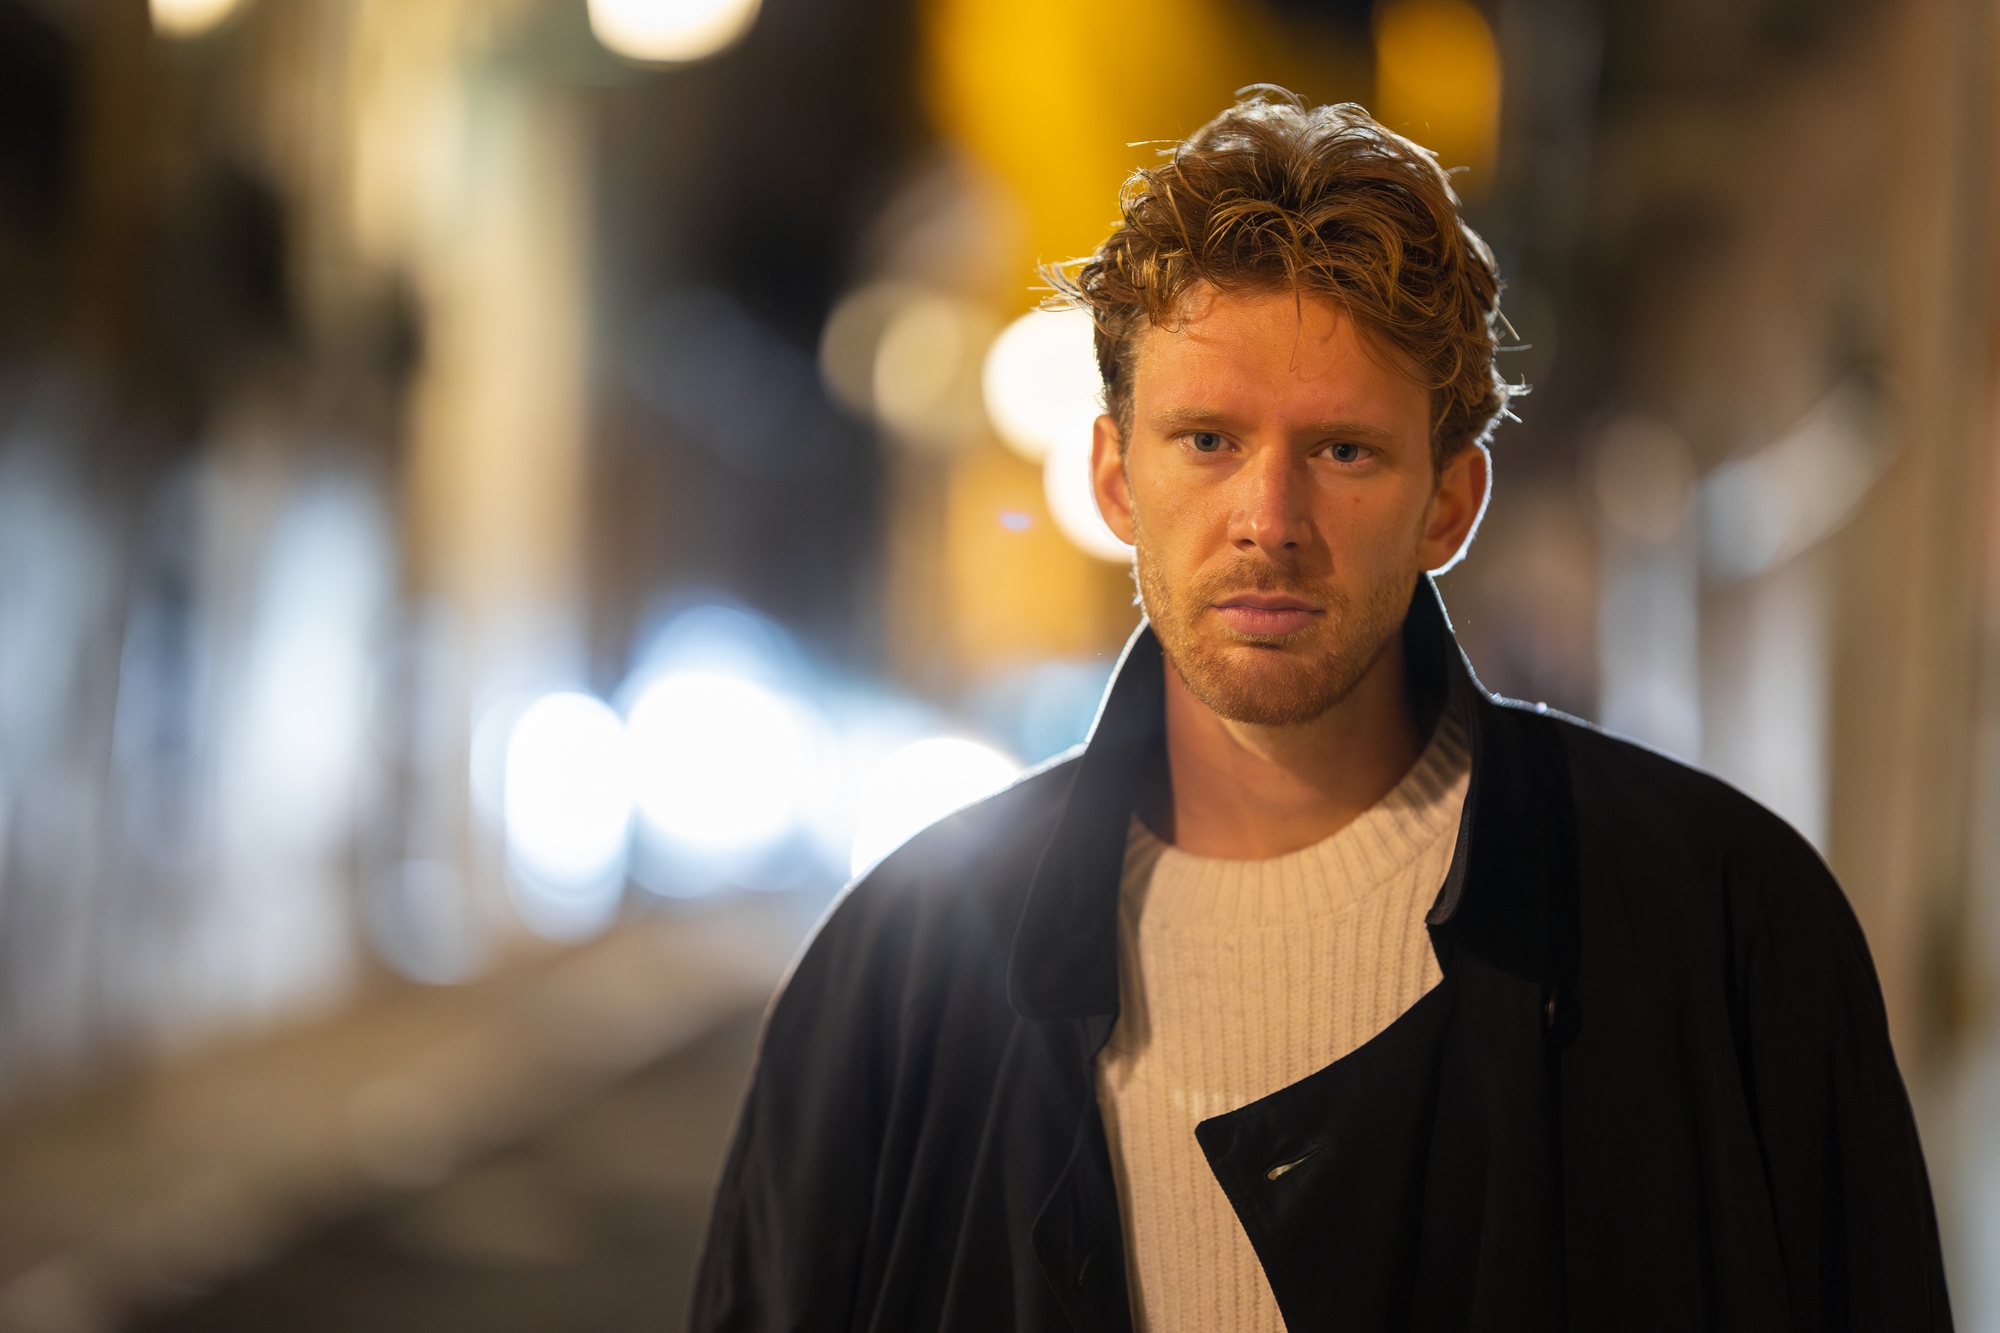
[0,904,792,1333]
[128,1007,760,1333]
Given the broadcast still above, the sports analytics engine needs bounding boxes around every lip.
[1212,595,1321,636]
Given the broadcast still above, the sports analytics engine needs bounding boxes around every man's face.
[1090,285,1486,727]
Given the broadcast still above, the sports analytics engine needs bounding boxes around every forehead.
[1128,285,1429,423]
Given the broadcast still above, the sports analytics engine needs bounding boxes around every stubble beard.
[1134,516,1414,728]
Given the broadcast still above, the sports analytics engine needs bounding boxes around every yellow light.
[1373,0,1502,192]
[588,0,762,64]
[979,308,1129,560]
[926,0,1260,301]
[150,0,245,38]
[943,444,1107,670]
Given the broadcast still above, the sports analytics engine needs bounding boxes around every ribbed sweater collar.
[1008,574,1569,1025]
[1124,709,1469,927]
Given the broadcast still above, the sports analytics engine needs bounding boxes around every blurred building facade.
[2,0,2000,1323]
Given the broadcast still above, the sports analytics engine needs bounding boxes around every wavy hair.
[1047,87,1517,466]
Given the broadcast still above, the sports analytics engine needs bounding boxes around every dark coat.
[690,578,1950,1332]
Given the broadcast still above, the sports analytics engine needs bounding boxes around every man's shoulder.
[753,749,1083,1060]
[1530,704,1820,864]
[1520,702,1856,948]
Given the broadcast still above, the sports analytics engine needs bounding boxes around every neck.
[1158,635,1423,859]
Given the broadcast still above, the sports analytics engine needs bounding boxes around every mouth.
[1211,594,1322,638]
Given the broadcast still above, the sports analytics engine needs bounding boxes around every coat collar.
[1007,574,1575,1023]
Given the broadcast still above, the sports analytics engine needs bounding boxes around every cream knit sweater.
[1096,713,1470,1332]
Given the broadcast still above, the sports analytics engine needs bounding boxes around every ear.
[1420,442,1490,574]
[1091,414,1136,545]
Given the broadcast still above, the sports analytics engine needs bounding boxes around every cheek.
[1145,488,1235,574]
[1131,470,1202,548]
[1315,478,1430,556]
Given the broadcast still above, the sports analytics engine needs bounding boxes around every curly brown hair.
[1047,87,1517,468]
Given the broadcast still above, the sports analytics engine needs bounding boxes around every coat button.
[1265,1145,1320,1180]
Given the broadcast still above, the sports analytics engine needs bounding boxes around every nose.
[1226,447,1313,558]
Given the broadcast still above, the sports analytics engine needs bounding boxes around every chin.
[1133,540,1413,727]
[1175,635,1369,728]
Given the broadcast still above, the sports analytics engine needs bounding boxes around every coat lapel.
[1009,624,1160,1331]
[1007,622,1163,1023]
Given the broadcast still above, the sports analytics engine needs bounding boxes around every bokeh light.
[1372,0,1502,189]
[1043,430,1134,563]
[502,692,632,939]
[627,602,804,685]
[849,737,1020,876]
[872,292,984,449]
[150,0,246,37]
[817,282,992,451]
[819,282,912,418]
[587,0,762,64]
[982,307,1102,463]
[626,671,819,856]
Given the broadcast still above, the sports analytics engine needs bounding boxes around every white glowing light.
[469,694,531,835]
[627,671,818,854]
[820,282,913,417]
[228,484,388,857]
[1044,430,1134,563]
[982,307,1103,463]
[503,693,631,938]
[588,0,761,63]
[150,0,245,36]
[873,294,969,445]
[850,738,1020,876]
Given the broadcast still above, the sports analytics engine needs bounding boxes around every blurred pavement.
[0,903,792,1333]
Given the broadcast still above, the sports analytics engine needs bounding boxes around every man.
[691,90,1949,1331]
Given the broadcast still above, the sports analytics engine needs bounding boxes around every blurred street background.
[0,0,1996,1327]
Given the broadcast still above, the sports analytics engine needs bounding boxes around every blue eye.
[1190,432,1225,453]
[1329,442,1363,463]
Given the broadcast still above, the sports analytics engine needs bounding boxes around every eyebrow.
[1148,406,1404,443]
